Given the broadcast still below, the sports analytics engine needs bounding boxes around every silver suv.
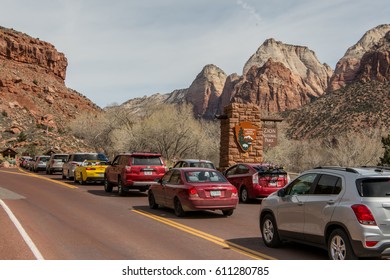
[259,166,390,260]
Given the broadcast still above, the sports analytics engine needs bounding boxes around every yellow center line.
[0,168,78,189]
[132,209,277,260]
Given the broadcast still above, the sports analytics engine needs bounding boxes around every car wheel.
[174,197,185,217]
[79,174,85,185]
[104,178,113,192]
[328,229,357,260]
[240,187,250,203]
[261,214,281,248]
[62,172,66,179]
[222,209,234,216]
[148,192,159,209]
[118,178,125,196]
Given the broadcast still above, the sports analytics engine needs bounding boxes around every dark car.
[148,168,238,217]
[224,163,288,203]
[104,152,168,196]
[173,159,216,169]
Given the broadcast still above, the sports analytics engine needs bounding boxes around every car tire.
[222,209,234,216]
[62,172,66,179]
[118,178,126,196]
[328,228,357,260]
[148,192,159,209]
[79,174,85,185]
[104,178,113,192]
[261,214,281,248]
[240,186,250,203]
[174,197,185,217]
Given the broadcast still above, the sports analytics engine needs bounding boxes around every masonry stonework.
[219,103,263,170]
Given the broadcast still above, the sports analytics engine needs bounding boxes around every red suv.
[224,163,288,203]
[104,152,168,196]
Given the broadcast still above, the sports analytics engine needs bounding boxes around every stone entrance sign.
[219,103,263,170]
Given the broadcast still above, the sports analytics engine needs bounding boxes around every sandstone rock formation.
[218,39,333,114]
[329,24,390,91]
[184,64,227,118]
[0,26,101,153]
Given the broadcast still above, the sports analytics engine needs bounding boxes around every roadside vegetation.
[69,104,387,171]
[69,104,220,165]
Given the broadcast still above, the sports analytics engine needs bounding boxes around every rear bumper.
[183,198,238,211]
[251,185,280,198]
[351,240,390,258]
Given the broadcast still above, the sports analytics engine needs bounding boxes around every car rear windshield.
[189,162,215,169]
[253,165,287,177]
[132,156,162,166]
[185,171,227,183]
[356,178,390,197]
[73,154,108,162]
[53,155,68,160]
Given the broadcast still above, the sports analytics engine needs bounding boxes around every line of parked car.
[19,152,289,217]
[19,152,390,259]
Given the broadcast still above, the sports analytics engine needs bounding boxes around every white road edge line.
[0,199,44,260]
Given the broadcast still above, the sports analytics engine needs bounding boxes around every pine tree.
[379,134,390,166]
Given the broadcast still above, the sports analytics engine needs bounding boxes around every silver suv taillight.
[351,204,377,226]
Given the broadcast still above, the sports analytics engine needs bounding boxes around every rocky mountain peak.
[185,64,227,118]
[329,24,390,91]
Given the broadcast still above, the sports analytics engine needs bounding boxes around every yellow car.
[74,160,109,185]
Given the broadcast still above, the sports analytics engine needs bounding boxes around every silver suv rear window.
[356,178,390,197]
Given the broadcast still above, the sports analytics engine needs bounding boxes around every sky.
[1,0,389,108]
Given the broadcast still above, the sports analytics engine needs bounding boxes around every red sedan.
[224,163,288,203]
[148,168,238,217]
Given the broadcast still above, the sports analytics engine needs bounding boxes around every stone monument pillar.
[219,103,263,170]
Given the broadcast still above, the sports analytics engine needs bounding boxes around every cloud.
[236,0,262,24]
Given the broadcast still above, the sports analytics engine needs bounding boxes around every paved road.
[0,167,327,260]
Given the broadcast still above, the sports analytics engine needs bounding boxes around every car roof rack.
[314,166,359,174]
[360,166,390,172]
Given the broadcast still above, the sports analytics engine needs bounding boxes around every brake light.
[231,188,238,197]
[188,187,198,197]
[365,241,379,247]
[351,204,377,226]
[86,167,96,171]
[253,173,259,184]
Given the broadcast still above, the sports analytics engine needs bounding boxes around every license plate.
[97,173,104,177]
[269,182,277,187]
[210,190,221,197]
[144,171,152,175]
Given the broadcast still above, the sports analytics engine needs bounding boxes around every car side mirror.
[277,188,286,197]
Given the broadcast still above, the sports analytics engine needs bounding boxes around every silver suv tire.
[328,229,357,260]
[261,214,281,248]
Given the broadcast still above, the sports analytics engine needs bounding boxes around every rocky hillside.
[285,24,390,139]
[0,26,102,154]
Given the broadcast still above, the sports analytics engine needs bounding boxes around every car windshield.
[40,157,50,162]
[185,171,227,183]
[132,156,162,166]
[356,178,390,197]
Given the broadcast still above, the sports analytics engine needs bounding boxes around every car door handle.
[327,200,335,205]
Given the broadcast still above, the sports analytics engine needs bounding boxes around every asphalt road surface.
[0,167,328,260]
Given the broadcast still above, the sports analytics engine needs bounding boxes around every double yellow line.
[132,209,276,260]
